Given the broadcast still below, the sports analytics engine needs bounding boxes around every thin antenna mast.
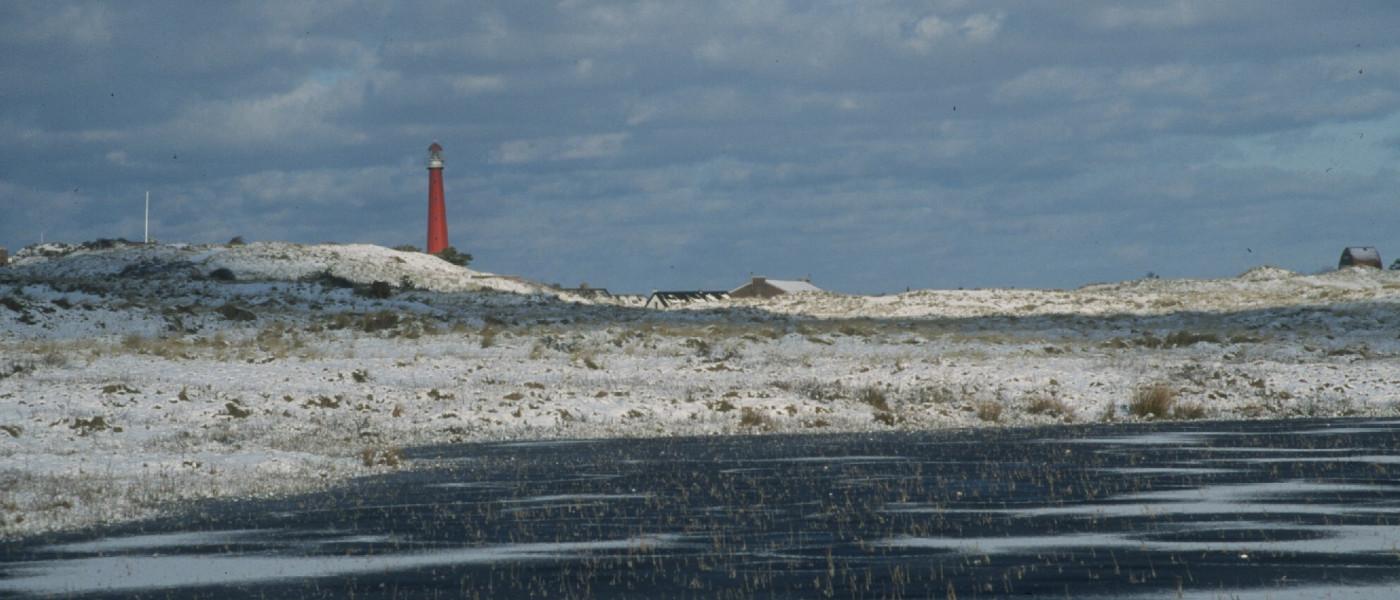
[144,191,150,244]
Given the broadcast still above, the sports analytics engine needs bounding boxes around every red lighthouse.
[426,142,449,254]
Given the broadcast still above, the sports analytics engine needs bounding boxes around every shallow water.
[4,418,1400,598]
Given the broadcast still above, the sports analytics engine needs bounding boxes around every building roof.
[761,279,822,293]
[1343,247,1380,261]
[645,290,730,308]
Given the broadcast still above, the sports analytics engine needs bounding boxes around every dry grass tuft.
[1101,402,1117,422]
[855,385,891,413]
[1025,395,1072,419]
[1129,383,1176,420]
[976,401,1003,422]
[222,402,252,419]
[360,447,403,468]
[570,348,603,370]
[788,380,846,403]
[1173,402,1207,420]
[708,399,737,412]
[738,407,774,430]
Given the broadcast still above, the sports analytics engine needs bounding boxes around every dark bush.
[305,269,355,289]
[82,238,135,250]
[118,259,198,279]
[1163,331,1221,348]
[361,311,399,333]
[216,303,257,321]
[70,416,110,435]
[392,245,421,253]
[359,281,394,299]
[434,246,472,267]
[208,268,236,281]
[228,236,246,246]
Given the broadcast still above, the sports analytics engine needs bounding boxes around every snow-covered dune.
[738,265,1400,319]
[6,241,552,296]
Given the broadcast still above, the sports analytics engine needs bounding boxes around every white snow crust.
[2,242,1399,539]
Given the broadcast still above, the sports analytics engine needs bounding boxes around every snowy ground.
[3,241,1399,539]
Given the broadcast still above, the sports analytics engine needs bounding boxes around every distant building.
[644,290,730,308]
[728,276,822,299]
[611,294,647,306]
[1339,247,1382,269]
[559,282,613,299]
[0,246,7,267]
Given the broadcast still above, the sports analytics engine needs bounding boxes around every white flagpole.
[144,191,150,244]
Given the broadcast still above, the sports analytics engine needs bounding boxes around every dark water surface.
[5,418,1400,598]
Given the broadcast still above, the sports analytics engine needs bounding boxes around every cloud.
[1089,2,1206,30]
[3,1,1400,291]
[906,15,952,53]
[959,12,1004,43]
[905,10,1004,53]
[156,79,364,149]
[449,75,506,95]
[491,133,629,164]
[994,66,1112,103]
[0,4,112,45]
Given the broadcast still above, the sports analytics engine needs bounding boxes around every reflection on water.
[2,534,681,595]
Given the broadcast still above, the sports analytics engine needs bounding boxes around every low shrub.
[0,362,31,381]
[207,268,236,282]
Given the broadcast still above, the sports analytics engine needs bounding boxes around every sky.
[2,1,1398,293]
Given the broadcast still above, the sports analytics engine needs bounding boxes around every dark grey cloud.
[3,1,1399,292]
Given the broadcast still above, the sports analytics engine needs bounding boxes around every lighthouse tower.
[426,142,449,254]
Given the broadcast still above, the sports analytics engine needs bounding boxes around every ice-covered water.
[3,418,1400,598]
